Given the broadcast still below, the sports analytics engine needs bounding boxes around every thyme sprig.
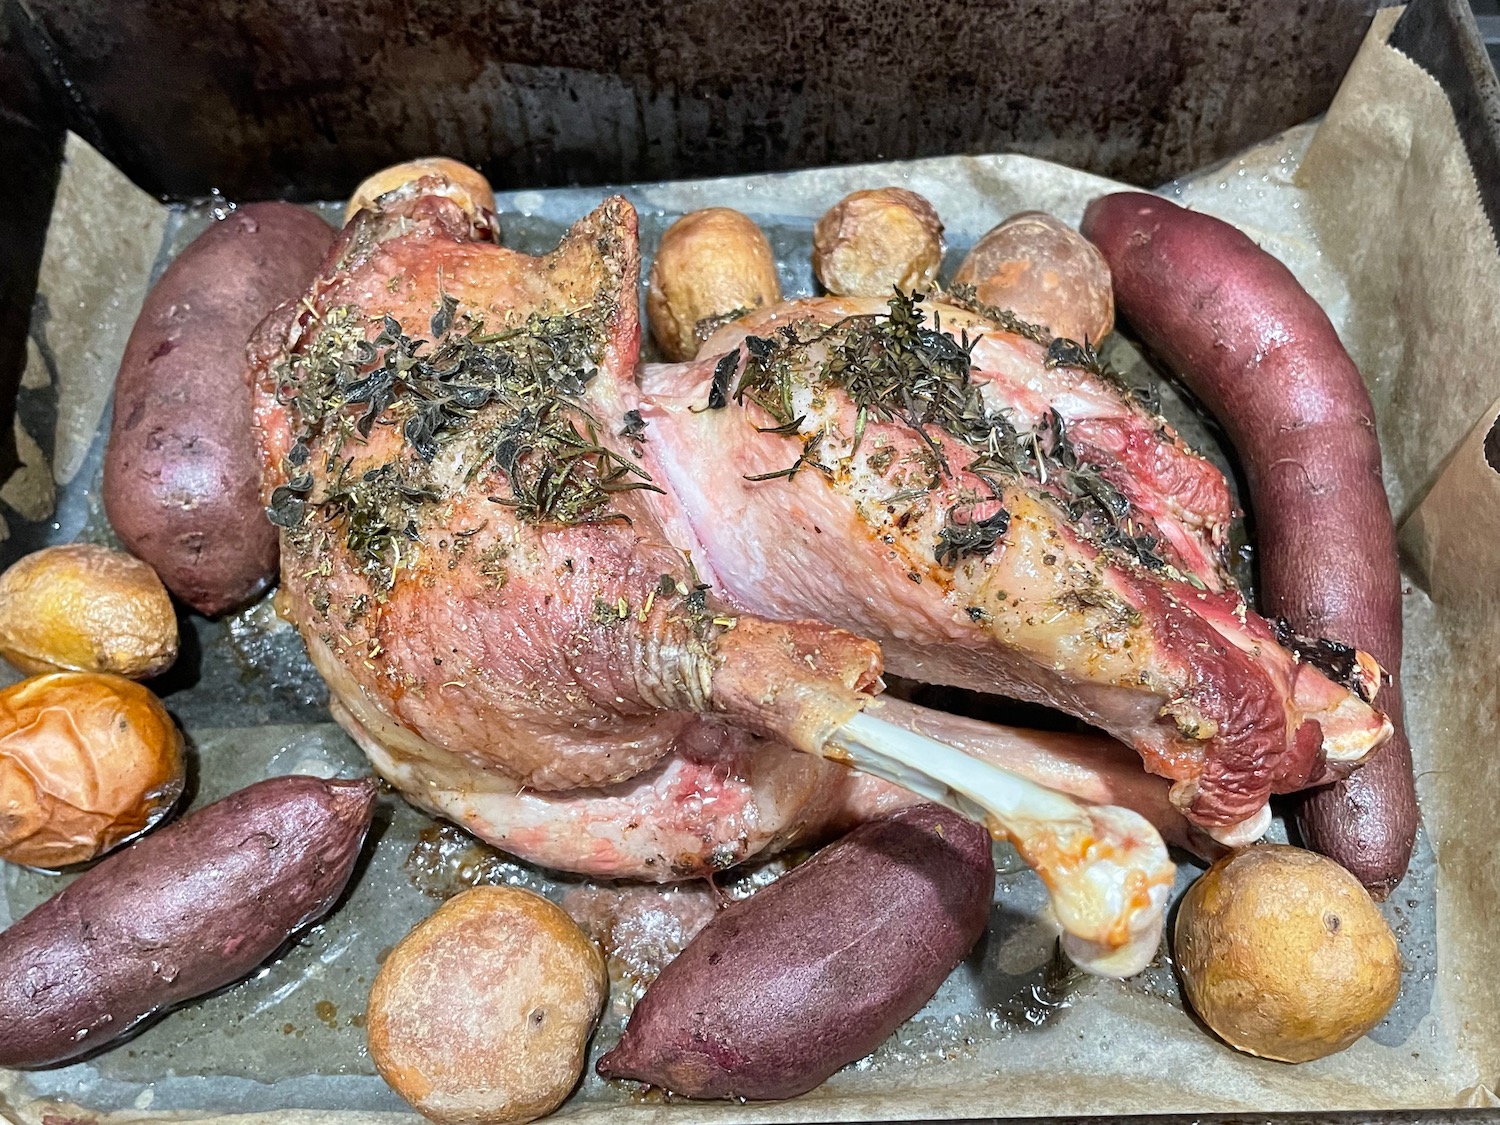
[269,291,658,588]
[729,290,1165,571]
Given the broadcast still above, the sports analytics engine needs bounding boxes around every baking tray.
[1,0,1499,1121]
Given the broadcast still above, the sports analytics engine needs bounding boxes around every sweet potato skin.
[1081,192,1415,896]
[104,203,334,615]
[596,803,994,1100]
[0,774,376,1068]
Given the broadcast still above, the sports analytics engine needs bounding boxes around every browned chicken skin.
[249,170,1384,882]
[249,185,910,878]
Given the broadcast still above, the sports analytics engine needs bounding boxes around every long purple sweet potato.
[596,803,994,1100]
[104,203,334,615]
[0,774,376,1067]
[1081,192,1415,897]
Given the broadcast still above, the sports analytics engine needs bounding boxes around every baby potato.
[0,544,177,680]
[812,187,944,297]
[952,211,1114,343]
[368,886,608,1125]
[345,157,496,225]
[648,208,781,361]
[1174,844,1401,1063]
[0,672,185,869]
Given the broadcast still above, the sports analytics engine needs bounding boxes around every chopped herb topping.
[936,504,1011,567]
[728,289,1166,572]
[269,290,658,592]
[708,352,738,409]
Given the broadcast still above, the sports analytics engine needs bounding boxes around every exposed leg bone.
[873,696,1216,858]
[828,711,1175,978]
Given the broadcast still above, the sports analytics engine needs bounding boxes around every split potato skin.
[953,210,1114,344]
[0,544,178,679]
[368,886,608,1125]
[0,672,184,868]
[812,187,944,297]
[647,208,782,361]
[1173,844,1401,1063]
[345,157,497,226]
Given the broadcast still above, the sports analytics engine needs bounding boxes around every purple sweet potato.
[1082,192,1415,897]
[0,774,376,1068]
[596,803,994,1100]
[104,203,334,615]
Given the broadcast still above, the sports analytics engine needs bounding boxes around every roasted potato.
[104,202,335,616]
[369,886,607,1125]
[0,774,376,1067]
[812,187,944,297]
[1173,845,1401,1063]
[0,672,184,869]
[345,157,497,226]
[955,210,1113,344]
[597,804,994,1100]
[0,544,177,679]
[647,208,781,361]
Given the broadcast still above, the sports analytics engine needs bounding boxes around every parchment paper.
[2,8,1496,1119]
[1300,4,1500,1096]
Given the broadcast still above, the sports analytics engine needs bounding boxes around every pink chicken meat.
[637,293,1391,841]
[248,188,921,880]
[249,171,1383,893]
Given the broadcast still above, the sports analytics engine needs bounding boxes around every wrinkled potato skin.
[648,209,781,361]
[812,187,944,298]
[1174,845,1401,1063]
[369,886,607,1125]
[0,672,184,869]
[953,211,1114,343]
[0,545,178,679]
[345,157,497,226]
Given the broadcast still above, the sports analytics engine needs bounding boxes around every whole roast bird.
[246,164,1395,974]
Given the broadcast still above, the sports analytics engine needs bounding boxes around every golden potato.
[0,672,185,868]
[647,208,781,361]
[345,157,496,226]
[952,211,1114,344]
[368,886,608,1125]
[0,544,177,679]
[812,187,944,297]
[1174,844,1401,1063]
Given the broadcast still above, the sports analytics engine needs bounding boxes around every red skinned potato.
[597,803,994,1100]
[0,774,376,1068]
[104,203,335,615]
[952,210,1114,344]
[1081,192,1414,896]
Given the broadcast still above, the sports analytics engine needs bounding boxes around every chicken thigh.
[636,292,1391,840]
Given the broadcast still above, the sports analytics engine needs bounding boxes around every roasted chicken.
[247,164,1389,976]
